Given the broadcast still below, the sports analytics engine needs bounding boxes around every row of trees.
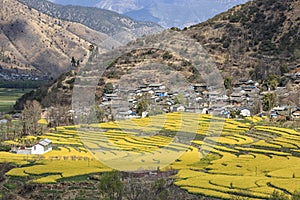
[0,100,44,142]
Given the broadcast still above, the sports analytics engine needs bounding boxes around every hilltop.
[17,0,160,36]
[50,0,249,28]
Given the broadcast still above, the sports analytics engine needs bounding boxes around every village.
[99,72,300,121]
[0,69,299,157]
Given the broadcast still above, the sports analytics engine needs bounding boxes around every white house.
[292,109,300,119]
[240,108,251,117]
[17,139,52,155]
[172,105,185,112]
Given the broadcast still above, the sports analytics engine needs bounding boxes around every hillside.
[15,0,300,110]
[0,0,161,80]
[17,0,160,36]
[0,0,109,78]
[183,0,300,79]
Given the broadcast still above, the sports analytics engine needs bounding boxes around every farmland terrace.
[0,113,300,199]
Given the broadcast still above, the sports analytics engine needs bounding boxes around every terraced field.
[2,113,300,199]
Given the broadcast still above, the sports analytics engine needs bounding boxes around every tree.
[71,56,76,67]
[136,100,148,117]
[98,171,123,200]
[264,74,279,91]
[136,93,151,117]
[95,105,105,123]
[123,176,170,200]
[251,99,262,115]
[48,106,72,127]
[21,100,42,136]
[262,93,276,111]
[89,44,95,52]
[3,114,12,140]
[103,83,114,94]
[174,93,186,105]
[224,77,233,90]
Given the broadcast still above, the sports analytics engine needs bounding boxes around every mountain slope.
[15,0,300,110]
[17,0,160,36]
[183,0,300,79]
[0,0,109,78]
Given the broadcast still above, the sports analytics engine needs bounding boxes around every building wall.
[31,144,45,154]
[16,149,32,155]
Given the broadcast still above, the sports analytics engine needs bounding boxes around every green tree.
[174,93,186,105]
[224,77,233,90]
[98,171,123,200]
[153,178,169,199]
[103,83,114,94]
[280,64,289,75]
[262,93,276,111]
[264,74,279,91]
[136,100,149,116]
[136,94,150,117]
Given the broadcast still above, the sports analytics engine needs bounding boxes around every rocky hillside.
[0,0,109,78]
[17,0,160,36]
[15,0,300,110]
[183,0,300,80]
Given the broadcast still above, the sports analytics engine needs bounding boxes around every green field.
[0,88,34,113]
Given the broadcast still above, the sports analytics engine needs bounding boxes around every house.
[240,108,251,117]
[292,108,300,119]
[270,110,278,119]
[17,139,52,155]
[0,119,8,124]
[193,84,207,93]
[142,111,149,118]
[172,105,185,112]
[202,108,209,114]
[148,84,165,90]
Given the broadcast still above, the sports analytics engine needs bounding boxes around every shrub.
[268,191,289,200]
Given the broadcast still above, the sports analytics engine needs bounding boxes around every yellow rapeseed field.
[1,113,300,198]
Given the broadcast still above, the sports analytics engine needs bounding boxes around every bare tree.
[3,114,12,140]
[21,100,42,136]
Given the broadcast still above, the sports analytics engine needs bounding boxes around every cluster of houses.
[99,77,300,120]
[0,71,49,81]
[284,71,300,85]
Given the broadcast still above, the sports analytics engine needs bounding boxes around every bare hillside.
[0,0,108,78]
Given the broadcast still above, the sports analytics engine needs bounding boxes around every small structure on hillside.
[292,108,300,119]
[172,105,185,112]
[240,108,251,117]
[16,139,52,155]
